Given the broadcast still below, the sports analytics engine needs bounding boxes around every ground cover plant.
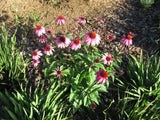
[0,0,160,119]
[110,51,160,119]
[0,81,70,120]
[0,23,28,91]
[32,16,124,113]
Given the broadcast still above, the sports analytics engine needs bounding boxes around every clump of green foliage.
[0,23,28,91]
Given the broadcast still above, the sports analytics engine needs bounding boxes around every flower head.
[71,27,78,31]
[45,29,52,34]
[129,32,135,37]
[78,17,86,24]
[35,25,45,36]
[15,8,18,12]
[53,67,64,78]
[57,16,67,25]
[39,35,47,43]
[115,56,118,61]
[95,69,108,83]
[102,53,113,65]
[107,34,116,41]
[120,32,134,46]
[32,49,43,60]
[91,103,97,109]
[84,32,101,46]
[44,45,54,56]
[96,18,104,23]
[120,72,125,75]
[56,35,71,48]
[66,54,70,59]
[31,59,40,67]
[72,18,80,22]
[94,58,100,63]
[70,39,81,51]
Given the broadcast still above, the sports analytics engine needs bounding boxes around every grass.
[109,51,160,119]
[0,81,70,120]
[0,23,28,91]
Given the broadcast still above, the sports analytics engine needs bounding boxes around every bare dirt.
[1,0,160,53]
[0,0,160,119]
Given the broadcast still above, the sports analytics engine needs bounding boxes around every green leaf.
[79,70,87,84]
[73,99,82,113]
[62,68,70,76]
[45,55,51,63]
[74,74,80,85]
[90,91,99,104]
[29,106,33,119]
[125,91,140,98]
[69,88,78,102]
[4,107,18,120]
[94,63,106,71]
[50,78,54,83]
[88,68,96,85]
[83,96,88,107]
[97,84,107,92]
[44,22,49,26]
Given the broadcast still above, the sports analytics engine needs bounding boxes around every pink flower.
[72,18,80,22]
[70,39,81,51]
[56,35,71,48]
[53,67,64,78]
[91,103,97,109]
[96,18,104,23]
[45,29,52,34]
[71,27,78,31]
[44,45,54,56]
[94,58,100,63]
[115,56,118,61]
[107,34,116,41]
[31,59,40,67]
[66,54,70,59]
[84,32,101,46]
[32,49,43,60]
[120,72,125,75]
[102,53,113,65]
[95,69,108,83]
[57,16,67,25]
[129,32,135,37]
[120,32,134,46]
[39,35,47,43]
[35,26,45,36]
[78,17,86,24]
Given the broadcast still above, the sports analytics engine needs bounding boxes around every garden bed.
[0,0,160,119]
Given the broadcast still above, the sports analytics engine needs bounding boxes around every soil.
[1,0,160,53]
[0,0,160,119]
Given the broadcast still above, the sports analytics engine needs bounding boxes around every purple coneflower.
[39,35,47,43]
[95,69,108,83]
[44,45,54,56]
[56,35,71,48]
[102,53,113,65]
[35,25,45,36]
[31,59,40,67]
[84,32,101,46]
[70,39,81,51]
[57,16,67,25]
[32,49,43,60]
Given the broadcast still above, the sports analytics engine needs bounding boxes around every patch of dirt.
[0,0,160,119]
[1,0,159,52]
